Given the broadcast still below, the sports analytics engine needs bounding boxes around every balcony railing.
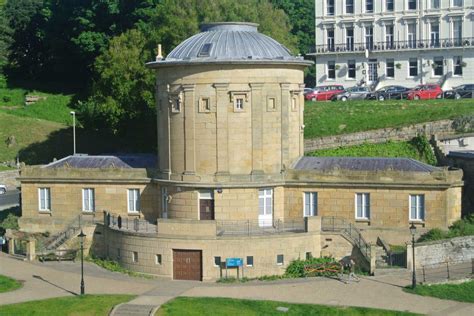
[104,212,157,234]
[313,37,474,55]
[216,218,306,236]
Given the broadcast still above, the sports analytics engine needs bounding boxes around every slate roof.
[292,157,438,173]
[447,150,474,159]
[44,154,156,169]
[149,22,311,66]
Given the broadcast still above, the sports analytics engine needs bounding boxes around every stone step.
[8,254,27,261]
[110,304,157,316]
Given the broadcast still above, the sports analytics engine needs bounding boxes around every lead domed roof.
[148,22,311,66]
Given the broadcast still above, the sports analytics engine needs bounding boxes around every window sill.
[127,212,141,217]
[355,219,371,225]
[82,211,95,215]
[346,78,357,81]
[38,210,51,214]
[409,221,425,227]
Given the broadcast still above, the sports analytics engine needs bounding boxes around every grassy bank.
[0,274,22,293]
[307,137,437,165]
[157,297,418,316]
[304,99,474,138]
[404,280,474,303]
[0,294,134,315]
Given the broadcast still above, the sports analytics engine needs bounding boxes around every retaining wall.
[305,119,455,152]
[0,170,20,189]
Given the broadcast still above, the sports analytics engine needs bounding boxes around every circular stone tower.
[147,22,312,184]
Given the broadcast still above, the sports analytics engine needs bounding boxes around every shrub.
[417,215,474,242]
[3,96,11,102]
[285,257,338,278]
[417,228,447,242]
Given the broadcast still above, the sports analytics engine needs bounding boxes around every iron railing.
[321,216,371,262]
[418,259,473,284]
[104,211,157,234]
[313,37,474,55]
[216,218,306,237]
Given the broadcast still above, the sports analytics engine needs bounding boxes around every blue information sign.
[226,258,243,267]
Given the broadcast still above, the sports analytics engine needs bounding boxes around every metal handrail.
[313,37,474,54]
[216,218,306,236]
[104,211,157,234]
[321,216,371,262]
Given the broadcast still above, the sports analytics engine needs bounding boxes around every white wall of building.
[313,0,474,89]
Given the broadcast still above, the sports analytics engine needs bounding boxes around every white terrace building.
[312,0,474,90]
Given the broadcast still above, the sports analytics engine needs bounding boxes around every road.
[0,189,20,210]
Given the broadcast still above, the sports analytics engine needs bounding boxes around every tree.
[0,6,12,69]
[270,0,315,86]
[78,29,155,135]
[80,0,299,140]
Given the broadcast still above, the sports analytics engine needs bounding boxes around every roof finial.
[156,44,164,61]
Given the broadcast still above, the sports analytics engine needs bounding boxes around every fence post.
[422,266,426,283]
[446,261,450,280]
[358,233,361,246]
[472,258,474,275]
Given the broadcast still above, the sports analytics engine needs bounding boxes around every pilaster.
[280,83,290,172]
[214,83,230,176]
[183,84,196,176]
[250,82,264,174]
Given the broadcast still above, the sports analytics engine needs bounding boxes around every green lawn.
[157,297,418,316]
[0,87,74,125]
[0,274,22,293]
[304,99,474,138]
[0,294,135,315]
[404,280,474,303]
[307,139,436,165]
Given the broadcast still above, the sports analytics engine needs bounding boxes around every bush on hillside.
[417,215,474,242]
[285,256,338,278]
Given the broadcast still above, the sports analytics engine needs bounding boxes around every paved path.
[0,189,20,211]
[1,252,473,315]
[181,272,474,316]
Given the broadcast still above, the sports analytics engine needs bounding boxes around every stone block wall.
[0,170,20,189]
[95,225,323,280]
[304,119,455,152]
[407,236,474,269]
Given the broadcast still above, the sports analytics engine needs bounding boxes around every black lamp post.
[410,223,417,289]
[78,230,86,295]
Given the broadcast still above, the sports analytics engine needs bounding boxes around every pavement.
[1,252,473,315]
[0,189,20,211]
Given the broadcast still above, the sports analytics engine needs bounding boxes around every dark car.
[443,84,474,99]
[367,85,410,101]
[332,86,370,101]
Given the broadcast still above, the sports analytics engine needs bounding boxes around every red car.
[406,84,442,100]
[305,85,345,101]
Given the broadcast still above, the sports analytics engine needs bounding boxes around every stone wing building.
[18,22,463,281]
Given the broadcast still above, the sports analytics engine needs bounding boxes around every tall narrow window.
[453,20,462,46]
[431,0,440,8]
[327,0,335,15]
[235,97,244,110]
[355,193,370,220]
[454,56,463,76]
[365,26,373,50]
[385,25,394,48]
[409,58,418,77]
[327,28,335,51]
[258,188,273,227]
[386,0,394,11]
[452,0,463,7]
[304,192,318,217]
[38,188,51,211]
[346,27,354,50]
[386,59,395,78]
[430,22,440,47]
[128,189,140,213]
[327,61,336,79]
[82,188,95,212]
[409,194,425,221]
[408,23,416,48]
[277,254,284,265]
[433,57,444,76]
[408,0,417,10]
[346,0,354,14]
[348,60,356,79]
[366,0,373,12]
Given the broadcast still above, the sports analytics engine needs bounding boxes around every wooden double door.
[173,249,202,281]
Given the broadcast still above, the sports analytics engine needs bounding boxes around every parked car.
[332,86,370,101]
[0,184,6,195]
[303,88,314,95]
[305,85,345,101]
[406,84,442,100]
[367,85,410,101]
[443,84,474,99]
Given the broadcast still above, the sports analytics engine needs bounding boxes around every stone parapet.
[157,219,217,238]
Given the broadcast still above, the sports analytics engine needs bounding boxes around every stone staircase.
[375,246,389,268]
[40,216,82,254]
